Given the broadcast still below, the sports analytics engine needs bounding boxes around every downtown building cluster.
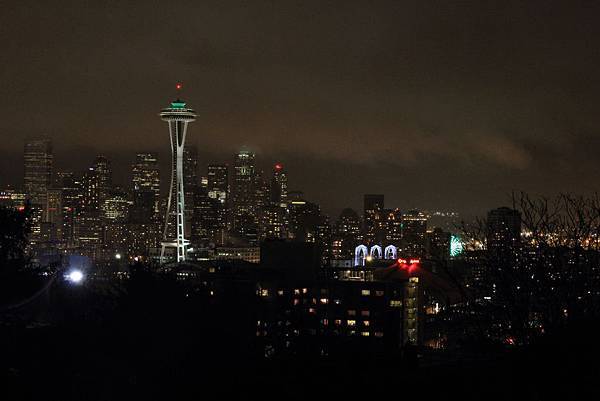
[8,138,458,271]
[5,137,600,353]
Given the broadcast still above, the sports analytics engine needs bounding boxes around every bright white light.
[115,253,122,260]
[66,270,84,283]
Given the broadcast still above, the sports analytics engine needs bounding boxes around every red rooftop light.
[274,163,283,170]
[176,83,183,90]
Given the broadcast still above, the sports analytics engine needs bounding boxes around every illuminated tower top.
[159,99,196,121]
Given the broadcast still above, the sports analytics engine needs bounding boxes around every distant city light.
[115,253,122,260]
[65,269,84,284]
[274,163,283,170]
[176,83,183,90]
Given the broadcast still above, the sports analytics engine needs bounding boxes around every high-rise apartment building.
[363,194,384,243]
[486,207,521,261]
[402,209,428,256]
[132,152,160,217]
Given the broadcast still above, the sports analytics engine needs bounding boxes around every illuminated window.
[363,320,370,327]
[302,288,308,294]
[361,289,371,296]
[320,298,329,304]
[294,289,300,295]
[309,308,316,314]
[277,290,284,296]
[347,310,356,316]
[293,299,300,305]
[259,289,269,297]
[347,320,356,326]
[374,332,384,338]
[321,319,329,326]
[334,299,341,305]
[390,300,402,307]
[361,331,370,337]
[334,319,342,325]
[361,310,370,317]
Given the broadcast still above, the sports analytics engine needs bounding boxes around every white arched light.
[384,245,398,260]
[370,245,382,259]
[354,244,368,266]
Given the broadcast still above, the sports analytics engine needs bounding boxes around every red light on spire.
[274,163,283,171]
[176,83,183,90]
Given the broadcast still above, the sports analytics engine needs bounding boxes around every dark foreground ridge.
[2,268,599,401]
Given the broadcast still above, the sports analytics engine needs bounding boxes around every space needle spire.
[160,83,196,263]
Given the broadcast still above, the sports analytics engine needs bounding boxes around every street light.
[65,269,84,284]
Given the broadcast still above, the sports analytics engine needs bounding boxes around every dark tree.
[0,204,31,273]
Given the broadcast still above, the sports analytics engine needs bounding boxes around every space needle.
[160,84,196,263]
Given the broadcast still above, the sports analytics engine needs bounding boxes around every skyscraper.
[93,156,112,206]
[231,150,258,240]
[24,138,53,243]
[183,144,199,223]
[160,97,196,263]
[56,172,80,248]
[333,208,362,259]
[191,186,219,245]
[132,152,160,218]
[402,209,428,256]
[81,156,112,214]
[207,164,228,235]
[486,207,521,260]
[207,164,228,202]
[77,157,112,259]
[270,163,288,206]
[363,194,384,243]
[24,138,53,206]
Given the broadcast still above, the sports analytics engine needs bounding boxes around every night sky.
[1,1,599,217]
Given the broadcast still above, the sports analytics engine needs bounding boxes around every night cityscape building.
[270,163,287,206]
[132,152,160,219]
[206,163,228,238]
[231,150,258,243]
[23,138,53,243]
[363,194,384,244]
[4,5,600,398]
[183,144,199,228]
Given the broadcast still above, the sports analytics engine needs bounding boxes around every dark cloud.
[1,0,599,216]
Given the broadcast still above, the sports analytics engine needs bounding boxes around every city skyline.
[3,3,600,398]
[2,1,600,217]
